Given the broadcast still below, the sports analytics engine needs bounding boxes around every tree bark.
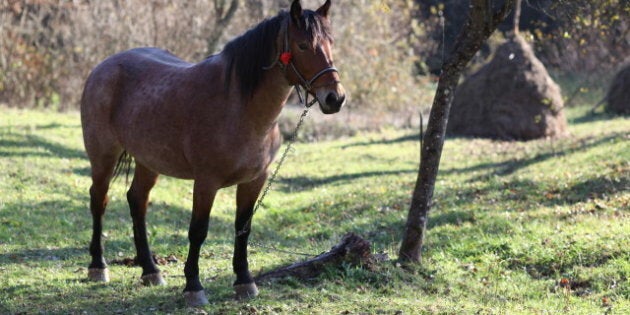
[398,0,515,262]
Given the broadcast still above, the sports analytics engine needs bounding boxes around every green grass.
[0,106,628,314]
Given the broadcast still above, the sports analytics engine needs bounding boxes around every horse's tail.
[113,151,133,185]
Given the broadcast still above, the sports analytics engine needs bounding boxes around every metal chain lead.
[237,106,311,237]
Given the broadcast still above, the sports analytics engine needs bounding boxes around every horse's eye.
[298,42,309,51]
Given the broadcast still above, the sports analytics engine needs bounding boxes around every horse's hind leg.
[232,174,267,299]
[126,163,165,286]
[87,151,121,282]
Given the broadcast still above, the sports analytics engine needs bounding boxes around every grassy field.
[0,106,628,314]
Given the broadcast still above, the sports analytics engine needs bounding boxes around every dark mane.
[222,9,333,99]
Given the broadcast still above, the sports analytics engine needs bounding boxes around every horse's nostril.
[325,93,338,106]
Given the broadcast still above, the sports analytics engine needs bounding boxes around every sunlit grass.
[0,106,628,314]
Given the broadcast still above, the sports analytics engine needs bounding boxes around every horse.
[80,0,345,306]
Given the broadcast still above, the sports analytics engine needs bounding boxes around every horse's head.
[283,0,346,114]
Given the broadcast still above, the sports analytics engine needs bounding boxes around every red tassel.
[280,52,293,65]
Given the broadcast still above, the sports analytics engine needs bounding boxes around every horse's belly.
[113,103,195,178]
[132,140,270,184]
[142,156,194,179]
[132,146,194,179]
[220,160,267,188]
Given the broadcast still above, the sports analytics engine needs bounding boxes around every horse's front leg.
[233,174,267,299]
[183,180,218,307]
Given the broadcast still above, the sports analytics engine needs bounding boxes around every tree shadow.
[0,132,86,159]
[0,247,86,264]
[0,178,296,271]
[557,174,629,204]
[0,200,310,312]
[0,271,243,313]
[72,166,92,177]
[437,173,627,215]
[440,133,625,181]
[277,169,417,193]
[339,132,421,149]
[569,110,619,125]
[35,122,81,130]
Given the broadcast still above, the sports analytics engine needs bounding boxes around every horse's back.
[109,48,195,80]
[125,47,193,68]
[81,48,198,120]
[82,48,192,96]
[80,48,219,179]
[95,47,193,73]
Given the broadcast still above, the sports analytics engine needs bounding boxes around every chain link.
[236,106,311,237]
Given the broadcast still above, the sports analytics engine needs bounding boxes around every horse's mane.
[222,9,333,99]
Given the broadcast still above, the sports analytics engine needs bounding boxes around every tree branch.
[255,233,376,283]
[206,0,240,55]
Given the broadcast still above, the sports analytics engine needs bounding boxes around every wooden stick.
[255,233,375,283]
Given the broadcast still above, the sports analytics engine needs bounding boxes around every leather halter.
[264,17,340,107]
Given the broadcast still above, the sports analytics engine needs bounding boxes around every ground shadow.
[559,174,629,203]
[0,247,85,265]
[441,133,625,181]
[0,132,86,159]
[0,271,242,313]
[277,169,417,193]
[339,132,421,149]
[72,166,91,177]
[569,111,620,125]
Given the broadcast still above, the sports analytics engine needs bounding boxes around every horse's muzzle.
[316,84,346,114]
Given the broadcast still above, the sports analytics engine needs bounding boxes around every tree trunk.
[398,0,516,262]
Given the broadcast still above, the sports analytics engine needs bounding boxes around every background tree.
[0,0,424,123]
[416,0,628,104]
[205,0,240,55]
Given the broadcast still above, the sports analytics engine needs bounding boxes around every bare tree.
[245,0,264,20]
[399,0,516,262]
[206,0,240,55]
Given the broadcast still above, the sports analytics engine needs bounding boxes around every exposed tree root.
[255,233,378,283]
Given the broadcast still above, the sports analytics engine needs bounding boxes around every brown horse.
[80,0,344,306]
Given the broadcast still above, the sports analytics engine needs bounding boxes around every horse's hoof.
[87,268,110,282]
[184,290,209,307]
[234,283,259,299]
[141,272,166,286]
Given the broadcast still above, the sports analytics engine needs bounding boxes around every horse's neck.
[242,67,293,134]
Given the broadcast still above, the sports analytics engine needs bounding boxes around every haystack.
[447,34,567,140]
[606,65,630,114]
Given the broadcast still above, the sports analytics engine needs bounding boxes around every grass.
[0,106,628,314]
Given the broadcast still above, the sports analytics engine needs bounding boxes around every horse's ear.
[290,0,303,28]
[316,0,331,18]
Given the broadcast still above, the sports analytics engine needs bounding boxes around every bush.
[1,0,428,119]
[1,1,222,109]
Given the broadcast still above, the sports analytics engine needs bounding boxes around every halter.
[264,17,340,107]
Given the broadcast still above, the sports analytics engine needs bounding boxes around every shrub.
[1,0,429,121]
